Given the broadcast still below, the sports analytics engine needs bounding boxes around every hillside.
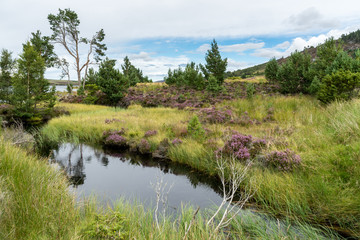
[227,29,360,78]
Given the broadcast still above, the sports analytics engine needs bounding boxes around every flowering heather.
[138,139,151,154]
[105,134,127,146]
[264,149,301,171]
[171,138,183,145]
[198,107,233,124]
[217,132,267,161]
[237,111,254,126]
[263,107,275,122]
[121,82,278,109]
[103,128,126,138]
[60,81,279,108]
[144,130,158,137]
[104,118,122,124]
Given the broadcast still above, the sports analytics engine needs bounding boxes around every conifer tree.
[201,39,228,85]
[0,49,15,102]
[12,42,54,118]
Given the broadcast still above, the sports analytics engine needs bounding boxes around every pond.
[49,143,351,239]
[50,143,224,210]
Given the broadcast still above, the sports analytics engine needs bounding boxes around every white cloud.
[2,0,360,55]
[196,44,211,53]
[274,41,290,50]
[227,59,251,71]
[124,52,190,81]
[1,0,360,80]
[220,42,265,54]
[287,7,339,31]
[196,42,265,54]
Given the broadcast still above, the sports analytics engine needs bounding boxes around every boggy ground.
[41,83,360,238]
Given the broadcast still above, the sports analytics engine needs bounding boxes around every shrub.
[265,58,279,83]
[246,82,255,99]
[308,76,321,95]
[317,70,360,103]
[187,115,205,140]
[82,211,129,239]
[198,107,233,124]
[276,51,313,94]
[217,133,267,161]
[103,129,127,147]
[206,75,222,93]
[264,149,301,171]
[138,139,151,154]
[105,134,127,147]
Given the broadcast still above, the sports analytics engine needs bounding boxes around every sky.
[1,0,360,81]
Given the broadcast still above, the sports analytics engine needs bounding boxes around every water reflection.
[50,143,223,209]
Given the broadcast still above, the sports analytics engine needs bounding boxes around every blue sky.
[1,0,360,81]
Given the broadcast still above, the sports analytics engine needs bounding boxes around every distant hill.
[226,29,360,78]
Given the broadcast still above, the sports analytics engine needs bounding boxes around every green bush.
[308,76,321,95]
[265,57,279,83]
[206,75,222,93]
[317,70,360,103]
[246,82,255,99]
[187,115,205,140]
[276,51,313,94]
[82,211,129,239]
[165,62,205,90]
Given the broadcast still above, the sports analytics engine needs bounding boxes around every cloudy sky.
[1,0,360,81]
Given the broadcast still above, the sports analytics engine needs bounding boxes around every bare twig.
[150,175,173,231]
[183,206,200,240]
[207,155,255,234]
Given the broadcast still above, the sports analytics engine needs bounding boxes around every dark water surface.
[50,143,224,210]
[49,143,353,239]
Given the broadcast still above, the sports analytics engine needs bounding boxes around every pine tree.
[201,39,228,85]
[265,57,279,83]
[0,49,15,102]
[27,30,58,67]
[12,42,54,118]
[121,56,151,87]
[96,58,127,106]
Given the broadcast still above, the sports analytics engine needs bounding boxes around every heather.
[60,80,278,108]
[41,94,360,238]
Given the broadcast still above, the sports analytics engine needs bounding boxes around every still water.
[50,143,224,210]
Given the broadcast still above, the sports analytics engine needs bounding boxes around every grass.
[225,75,267,83]
[40,95,360,238]
[79,197,338,239]
[0,135,78,239]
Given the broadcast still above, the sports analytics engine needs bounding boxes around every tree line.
[164,39,228,93]
[265,37,360,103]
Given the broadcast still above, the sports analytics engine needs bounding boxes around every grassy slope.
[41,96,360,237]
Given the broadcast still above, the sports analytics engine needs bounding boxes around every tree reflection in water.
[50,143,221,193]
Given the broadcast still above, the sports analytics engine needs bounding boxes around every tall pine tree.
[201,39,228,85]
[12,42,54,118]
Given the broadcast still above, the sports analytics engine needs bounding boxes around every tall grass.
[0,136,78,239]
[78,197,338,239]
